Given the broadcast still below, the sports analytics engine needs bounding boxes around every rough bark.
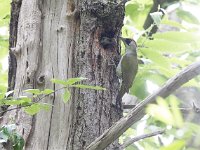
[8,0,22,92]
[3,0,124,149]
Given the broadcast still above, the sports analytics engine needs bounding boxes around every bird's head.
[119,37,137,51]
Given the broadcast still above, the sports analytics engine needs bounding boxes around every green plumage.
[116,38,138,109]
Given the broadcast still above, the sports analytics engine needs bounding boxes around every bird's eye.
[125,39,132,45]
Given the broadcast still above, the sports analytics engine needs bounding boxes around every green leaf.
[4,99,30,106]
[161,19,187,30]
[24,104,40,115]
[153,31,200,43]
[24,103,50,115]
[18,96,32,102]
[70,84,106,90]
[0,98,5,106]
[176,9,199,25]
[144,39,192,54]
[0,124,25,150]
[0,0,10,26]
[169,96,183,128]
[3,96,31,106]
[41,89,54,95]
[38,103,51,111]
[150,11,163,26]
[0,131,8,143]
[183,79,200,88]
[12,134,24,150]
[63,89,71,103]
[0,124,16,143]
[51,79,68,85]
[146,97,174,125]
[140,48,171,69]
[24,89,41,95]
[130,74,148,99]
[125,2,152,30]
[138,63,178,78]
[168,57,191,68]
[160,140,185,150]
[65,77,87,85]
[0,93,4,99]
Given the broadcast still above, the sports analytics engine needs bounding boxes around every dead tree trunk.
[2,0,124,149]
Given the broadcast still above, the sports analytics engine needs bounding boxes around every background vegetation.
[0,0,200,149]
[0,0,9,93]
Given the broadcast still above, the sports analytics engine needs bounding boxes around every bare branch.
[119,129,165,149]
[86,61,200,150]
[124,105,199,113]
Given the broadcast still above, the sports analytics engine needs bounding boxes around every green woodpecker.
[116,37,138,109]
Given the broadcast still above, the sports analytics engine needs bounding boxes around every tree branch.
[119,129,165,149]
[86,61,200,150]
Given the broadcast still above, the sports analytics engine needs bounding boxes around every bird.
[116,37,138,110]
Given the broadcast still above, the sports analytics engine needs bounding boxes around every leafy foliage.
[0,124,24,150]
[0,77,106,115]
[52,77,106,103]
[0,0,9,93]
[120,0,200,149]
[0,76,106,149]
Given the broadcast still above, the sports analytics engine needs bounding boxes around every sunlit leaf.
[130,72,149,99]
[169,96,183,128]
[0,0,10,26]
[0,93,4,99]
[12,134,25,150]
[138,63,178,78]
[51,79,68,85]
[24,103,50,115]
[0,124,24,149]
[125,2,152,30]
[63,89,71,103]
[124,128,136,137]
[144,39,192,54]
[4,98,31,106]
[160,140,185,150]
[41,89,54,95]
[153,31,200,43]
[140,48,171,69]
[183,78,200,88]
[168,57,191,68]
[176,9,199,25]
[161,19,187,30]
[146,97,174,125]
[24,89,41,95]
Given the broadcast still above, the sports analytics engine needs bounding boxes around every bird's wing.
[121,53,138,90]
[116,55,123,78]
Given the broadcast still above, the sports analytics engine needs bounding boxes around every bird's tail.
[116,82,129,110]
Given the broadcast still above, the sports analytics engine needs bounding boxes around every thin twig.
[119,129,165,149]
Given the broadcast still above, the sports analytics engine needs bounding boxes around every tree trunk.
[2,0,124,149]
